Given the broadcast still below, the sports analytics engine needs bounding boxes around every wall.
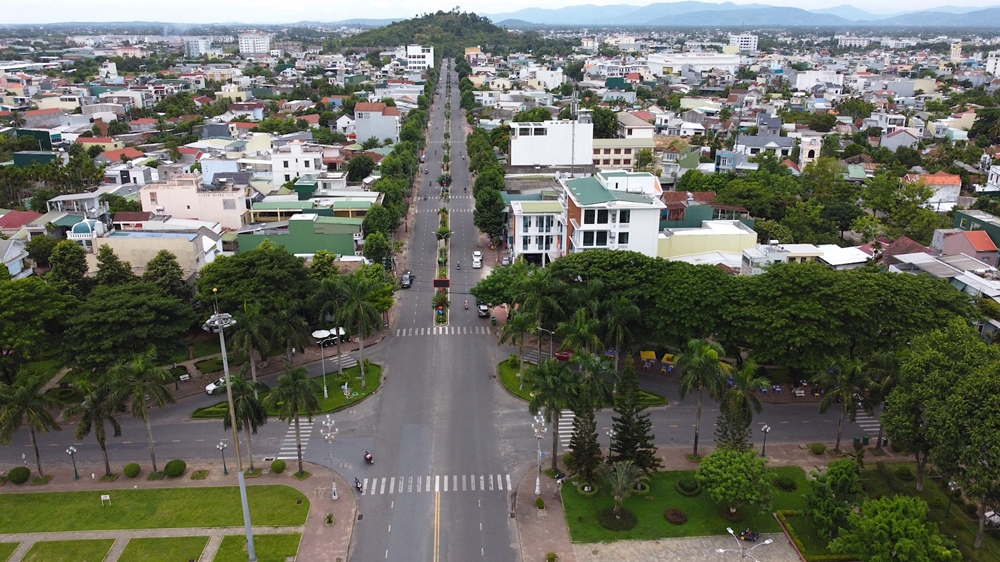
[509,121,593,167]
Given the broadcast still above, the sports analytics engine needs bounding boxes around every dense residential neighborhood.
[5,4,1000,562]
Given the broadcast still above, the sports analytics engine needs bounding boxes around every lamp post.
[218,442,228,476]
[533,414,547,495]
[322,415,339,501]
[536,326,554,358]
[606,428,617,459]
[760,425,771,458]
[312,329,331,399]
[715,527,773,561]
[203,289,256,562]
[343,382,350,404]
[944,481,959,518]
[66,446,78,480]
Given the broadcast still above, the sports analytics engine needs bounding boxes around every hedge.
[596,506,637,531]
[164,459,187,478]
[7,466,30,484]
[810,443,827,455]
[776,510,856,562]
[271,459,286,474]
[675,477,701,497]
[123,463,141,479]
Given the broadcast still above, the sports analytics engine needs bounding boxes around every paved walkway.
[0,460,355,562]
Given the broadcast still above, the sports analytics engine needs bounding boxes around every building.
[940,230,999,267]
[561,170,665,258]
[616,112,654,139]
[405,45,435,70]
[353,102,401,146]
[657,220,758,261]
[729,33,758,52]
[592,138,655,170]
[271,141,324,186]
[86,229,221,277]
[904,171,962,212]
[837,36,871,48]
[988,51,1000,77]
[75,136,123,152]
[140,173,248,230]
[46,183,140,218]
[184,38,211,58]
[734,133,794,158]
[238,32,271,56]
[236,213,364,257]
[799,135,822,168]
[509,117,594,168]
[0,238,31,279]
[509,200,567,266]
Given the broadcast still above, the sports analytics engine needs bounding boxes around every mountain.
[876,7,1000,26]
[648,7,851,26]
[602,2,773,24]
[487,4,640,26]
[810,4,880,21]
[324,18,402,27]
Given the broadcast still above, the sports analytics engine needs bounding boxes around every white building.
[354,102,401,145]
[184,38,211,58]
[405,45,434,70]
[271,141,324,187]
[140,173,248,230]
[837,36,871,48]
[729,34,758,52]
[793,70,844,91]
[510,200,568,266]
[987,51,1000,76]
[238,32,271,56]
[644,52,741,75]
[509,116,594,168]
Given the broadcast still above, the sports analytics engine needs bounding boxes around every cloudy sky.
[4,0,994,24]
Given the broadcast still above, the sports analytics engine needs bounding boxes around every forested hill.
[333,10,577,58]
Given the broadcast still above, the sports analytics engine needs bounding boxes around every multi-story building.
[404,45,434,70]
[184,38,211,58]
[509,115,593,168]
[561,170,665,258]
[987,51,1000,76]
[271,141,324,187]
[353,102,401,145]
[837,36,871,48]
[140,173,248,230]
[729,33,758,52]
[591,138,655,170]
[238,32,270,56]
[509,200,567,266]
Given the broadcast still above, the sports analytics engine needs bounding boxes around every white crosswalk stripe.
[558,410,575,449]
[357,474,510,495]
[276,420,315,460]
[853,411,882,436]
[394,326,493,337]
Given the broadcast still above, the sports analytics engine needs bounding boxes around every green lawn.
[22,539,114,562]
[498,361,666,406]
[213,534,301,562]
[118,536,208,561]
[0,543,17,562]
[170,335,223,363]
[0,485,308,533]
[780,511,842,560]
[192,364,381,419]
[562,466,809,543]
[24,357,64,380]
[194,354,248,376]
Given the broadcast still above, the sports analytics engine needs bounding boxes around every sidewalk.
[0,460,355,562]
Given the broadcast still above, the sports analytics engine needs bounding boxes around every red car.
[554,350,573,361]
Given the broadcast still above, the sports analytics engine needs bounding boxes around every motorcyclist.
[364,451,373,464]
[457,261,461,270]
[464,299,469,310]
[354,477,363,492]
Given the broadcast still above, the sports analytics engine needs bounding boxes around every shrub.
[965,502,979,517]
[775,476,797,491]
[890,440,904,453]
[633,482,650,496]
[676,477,701,496]
[7,466,30,484]
[596,506,637,531]
[929,497,945,509]
[562,452,577,473]
[663,508,688,525]
[544,553,559,562]
[895,466,914,480]
[810,443,827,455]
[163,459,186,477]
[507,354,518,368]
[577,482,598,498]
[535,497,545,510]
[271,459,286,474]
[123,463,141,479]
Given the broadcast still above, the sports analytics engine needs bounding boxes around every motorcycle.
[364,452,374,465]
[464,300,469,310]
[457,262,461,270]
[354,478,363,493]
[738,528,759,542]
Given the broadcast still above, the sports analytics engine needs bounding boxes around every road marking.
[506,474,512,491]
[388,525,391,532]
[390,477,395,494]
[497,474,503,490]
[416,476,421,493]
[436,474,440,492]
[426,476,431,492]
[433,491,441,562]
[669,424,678,428]
[363,478,369,494]
[780,421,789,424]
[463,475,467,491]
[453,475,457,491]
[380,478,386,494]
[480,475,484,490]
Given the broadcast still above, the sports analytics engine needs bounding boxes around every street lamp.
[218,442,228,476]
[760,425,771,458]
[606,428,617,458]
[536,326,554,358]
[322,415,339,501]
[945,481,959,518]
[532,414,547,495]
[715,527,773,561]
[66,446,78,480]
[203,289,256,562]
[312,329,331,399]
[342,382,350,404]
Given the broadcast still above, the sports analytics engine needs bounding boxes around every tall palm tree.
[675,338,727,458]
[0,374,62,477]
[62,383,122,478]
[230,303,272,395]
[311,275,349,378]
[557,307,602,355]
[514,268,563,361]
[271,301,310,363]
[727,360,770,424]
[601,296,640,365]
[6,110,26,131]
[570,351,615,409]
[598,460,648,519]
[812,358,874,453]
[264,362,319,476]
[866,349,899,451]
[222,369,269,472]
[105,349,175,473]
[525,358,580,471]
[339,272,381,390]
[498,311,534,390]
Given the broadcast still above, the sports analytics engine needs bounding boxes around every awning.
[661,353,674,363]
[640,351,656,361]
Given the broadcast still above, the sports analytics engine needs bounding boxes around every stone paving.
[571,534,801,562]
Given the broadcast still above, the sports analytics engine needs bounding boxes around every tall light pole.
[944,481,959,518]
[312,329,331,399]
[66,446,78,480]
[532,414,547,496]
[203,289,256,562]
[536,326,554,358]
[760,425,771,458]
[321,415,339,501]
[715,527,773,560]
[218,442,228,476]
[606,428,617,459]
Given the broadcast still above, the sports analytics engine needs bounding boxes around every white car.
[472,250,483,269]
[205,377,226,395]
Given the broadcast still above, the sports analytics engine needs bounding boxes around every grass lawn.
[194,355,248,376]
[118,536,208,561]
[780,512,841,560]
[0,543,17,562]
[0,485,308,533]
[562,466,809,543]
[170,335,223,363]
[498,361,666,406]
[22,539,114,562]
[192,364,381,419]
[24,357,63,381]
[213,533,301,562]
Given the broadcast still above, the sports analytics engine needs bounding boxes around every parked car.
[205,377,226,395]
[472,250,483,269]
[400,270,414,288]
[501,256,511,266]
[554,351,573,362]
[477,302,490,318]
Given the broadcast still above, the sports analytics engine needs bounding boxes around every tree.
[361,203,396,238]
[222,369,269,472]
[609,360,662,472]
[601,296,639,365]
[47,240,89,297]
[676,339,726,457]
[0,374,62,478]
[230,303,273,393]
[812,358,873,453]
[714,390,752,452]
[512,107,552,122]
[67,283,197,374]
[62,383,122,478]
[263,362,319,476]
[591,107,618,139]
[362,231,392,266]
[95,244,136,287]
[567,380,603,483]
[498,310,534,390]
[635,148,653,171]
[696,449,771,516]
[0,277,68,385]
[473,186,506,239]
[310,275,348,378]
[525,358,579,472]
[141,250,189,301]
[105,350,175,473]
[360,137,380,151]
[829,495,960,562]
[598,460,648,519]
[513,267,563,363]
[270,303,310,363]
[339,270,382,390]
[347,154,376,181]
[195,240,314,315]
[557,307,602,355]
[25,235,57,268]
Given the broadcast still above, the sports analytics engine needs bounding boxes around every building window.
[627,128,633,135]
[304,160,310,168]
[523,216,531,231]
[603,159,610,165]
[624,148,632,155]
[584,209,595,224]
[597,210,609,224]
[593,149,600,155]
[523,236,529,251]
[613,159,621,165]
[618,232,629,245]
[533,128,546,136]
[604,149,611,155]
[544,236,552,250]
[583,231,594,246]
[283,161,289,168]
[519,128,530,136]
[285,175,291,182]
[536,236,543,248]
[960,219,968,228]
[619,210,630,224]
[596,231,608,246]
[148,192,157,204]
[223,199,237,210]
[614,148,621,155]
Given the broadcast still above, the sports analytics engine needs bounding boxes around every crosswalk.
[521,349,550,365]
[853,411,881,437]
[276,420,314,461]
[558,410,575,449]
[358,473,512,495]
[415,205,472,211]
[394,326,493,337]
[321,354,358,370]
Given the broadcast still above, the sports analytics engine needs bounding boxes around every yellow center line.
[433,490,441,562]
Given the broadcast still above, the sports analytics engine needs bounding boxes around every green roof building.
[237,213,363,256]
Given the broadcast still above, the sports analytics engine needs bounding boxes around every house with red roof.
[0,210,43,237]
[128,118,157,133]
[75,136,123,151]
[23,107,63,128]
[95,147,146,164]
[858,236,931,266]
[904,171,962,212]
[940,230,999,267]
[354,102,401,144]
[297,113,320,126]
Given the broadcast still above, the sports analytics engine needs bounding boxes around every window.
[523,236,529,250]
[533,128,546,136]
[148,192,157,204]
[519,128,530,136]
[523,216,531,231]
[596,231,608,246]
[584,209,595,224]
[597,210,609,224]
[614,148,622,155]
[283,161,289,168]
[223,199,237,210]
[618,232,629,244]
[604,149,611,155]
[583,231,594,246]
[544,235,552,250]
[960,219,968,228]
[603,159,611,165]
[536,236,544,248]
[624,148,632,155]
[304,160,310,168]
[619,210,630,224]
[613,159,621,165]
[750,148,759,155]
[285,175,291,182]
[593,149,600,155]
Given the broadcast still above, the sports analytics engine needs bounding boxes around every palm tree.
[6,110,26,131]
[222,369,269,472]
[62,383,122,478]
[727,361,770,424]
[105,350,175,473]
[812,358,874,453]
[598,460,648,519]
[675,338,727,458]
[311,275,349,378]
[525,358,580,471]
[230,303,272,396]
[498,311,534,390]
[0,374,62,477]
[601,296,640,365]
[271,301,310,363]
[570,351,615,409]
[264,362,319,476]
[339,272,381,390]
[557,307,602,355]
[514,268,563,361]
[866,350,899,451]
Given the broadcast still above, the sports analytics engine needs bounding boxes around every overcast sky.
[4,0,995,25]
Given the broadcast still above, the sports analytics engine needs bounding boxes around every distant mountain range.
[487,2,1000,27]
